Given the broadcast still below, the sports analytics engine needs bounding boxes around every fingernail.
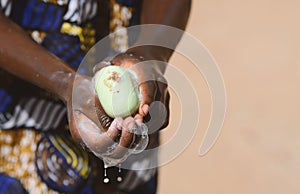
[128,121,134,129]
[108,119,117,131]
[123,117,134,132]
[115,117,123,130]
[142,104,149,116]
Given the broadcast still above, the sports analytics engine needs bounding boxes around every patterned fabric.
[0,174,28,194]
[35,132,91,193]
[0,129,59,193]
[0,0,12,16]
[0,0,158,193]
[0,89,11,113]
[0,97,66,131]
[110,0,133,52]
[0,129,93,194]
[0,0,141,131]
[0,0,99,130]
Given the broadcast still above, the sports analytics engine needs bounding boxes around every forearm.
[0,13,75,102]
[128,0,191,66]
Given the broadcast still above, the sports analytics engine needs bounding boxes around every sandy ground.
[158,0,300,194]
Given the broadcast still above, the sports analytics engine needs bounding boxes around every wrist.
[52,70,76,103]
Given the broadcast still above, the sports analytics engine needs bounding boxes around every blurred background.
[158,0,300,193]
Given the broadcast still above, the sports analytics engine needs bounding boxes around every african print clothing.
[0,0,158,194]
[0,0,141,130]
[0,129,118,194]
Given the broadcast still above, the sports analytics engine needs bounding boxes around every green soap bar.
[94,66,140,118]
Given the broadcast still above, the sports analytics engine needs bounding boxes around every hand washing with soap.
[90,61,150,167]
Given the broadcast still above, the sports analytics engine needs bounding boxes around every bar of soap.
[94,66,140,118]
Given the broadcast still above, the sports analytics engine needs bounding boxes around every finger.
[111,53,139,68]
[107,117,123,140]
[138,81,157,116]
[119,117,136,148]
[107,117,136,158]
[142,80,169,132]
[74,111,121,153]
[93,57,113,74]
[110,54,124,66]
[156,77,168,101]
[134,114,143,124]
[94,96,112,131]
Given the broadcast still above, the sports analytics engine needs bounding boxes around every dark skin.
[0,0,191,192]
